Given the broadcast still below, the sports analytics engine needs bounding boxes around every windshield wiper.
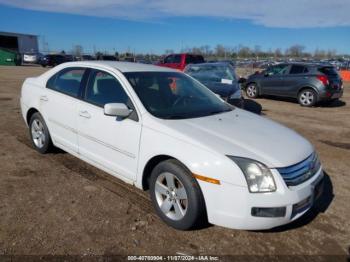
[164,115,186,119]
[208,108,232,116]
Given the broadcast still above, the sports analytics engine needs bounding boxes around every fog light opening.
[251,207,286,218]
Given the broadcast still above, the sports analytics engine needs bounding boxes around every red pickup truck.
[157,53,205,71]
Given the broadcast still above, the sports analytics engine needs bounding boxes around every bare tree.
[286,44,305,58]
[274,48,283,59]
[214,44,226,58]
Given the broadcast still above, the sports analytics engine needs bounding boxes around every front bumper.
[198,167,324,230]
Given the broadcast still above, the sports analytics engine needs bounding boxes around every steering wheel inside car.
[173,96,193,107]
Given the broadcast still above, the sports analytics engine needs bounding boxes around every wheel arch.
[26,107,40,125]
[141,155,178,191]
[297,86,320,98]
[245,81,258,90]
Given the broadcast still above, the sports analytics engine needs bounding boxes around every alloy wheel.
[31,119,46,148]
[300,91,314,106]
[246,85,257,97]
[154,172,188,220]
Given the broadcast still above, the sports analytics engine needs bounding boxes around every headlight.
[228,156,276,193]
[230,89,242,99]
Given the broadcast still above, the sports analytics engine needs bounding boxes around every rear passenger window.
[46,68,85,97]
[85,70,129,107]
[290,65,308,74]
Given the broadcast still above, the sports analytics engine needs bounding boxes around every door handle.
[40,95,48,102]
[79,111,91,119]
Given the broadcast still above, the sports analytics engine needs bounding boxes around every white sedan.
[20,61,324,230]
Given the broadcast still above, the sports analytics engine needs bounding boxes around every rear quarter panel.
[20,77,44,124]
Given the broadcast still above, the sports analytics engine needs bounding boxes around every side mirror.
[238,77,246,84]
[104,103,132,118]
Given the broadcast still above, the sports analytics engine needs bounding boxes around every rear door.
[283,65,309,97]
[41,67,87,152]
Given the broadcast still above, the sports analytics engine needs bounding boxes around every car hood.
[161,109,313,168]
[199,81,239,97]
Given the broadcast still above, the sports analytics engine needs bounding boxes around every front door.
[260,65,289,95]
[77,69,142,181]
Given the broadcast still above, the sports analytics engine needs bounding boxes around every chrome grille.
[277,153,321,187]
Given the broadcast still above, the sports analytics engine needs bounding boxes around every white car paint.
[20,61,323,230]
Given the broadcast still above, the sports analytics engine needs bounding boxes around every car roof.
[276,62,331,68]
[61,61,178,73]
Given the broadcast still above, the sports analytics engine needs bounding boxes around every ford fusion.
[20,61,324,230]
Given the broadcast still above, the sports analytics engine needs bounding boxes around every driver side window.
[85,70,129,107]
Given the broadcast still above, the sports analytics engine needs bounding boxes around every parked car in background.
[23,53,39,64]
[184,62,244,108]
[97,55,118,61]
[64,55,75,62]
[39,54,66,67]
[244,63,343,106]
[81,55,95,61]
[157,53,205,71]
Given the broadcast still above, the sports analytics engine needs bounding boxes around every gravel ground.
[0,65,349,259]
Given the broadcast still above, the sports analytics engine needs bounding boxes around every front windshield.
[185,65,237,82]
[124,72,232,119]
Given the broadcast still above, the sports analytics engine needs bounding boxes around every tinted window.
[164,55,173,64]
[318,66,338,76]
[186,55,204,64]
[124,72,232,119]
[266,65,289,75]
[85,70,128,107]
[46,68,85,97]
[289,65,308,74]
[164,55,182,64]
[173,55,181,63]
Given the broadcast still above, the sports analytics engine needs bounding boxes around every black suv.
[39,54,66,67]
[245,63,343,106]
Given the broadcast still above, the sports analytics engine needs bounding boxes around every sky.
[0,0,349,55]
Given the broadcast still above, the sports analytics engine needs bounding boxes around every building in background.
[0,31,38,54]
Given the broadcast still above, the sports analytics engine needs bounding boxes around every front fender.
[136,125,248,190]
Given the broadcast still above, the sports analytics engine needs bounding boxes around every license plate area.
[332,93,341,98]
[291,177,324,219]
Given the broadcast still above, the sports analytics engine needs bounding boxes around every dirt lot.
[0,65,349,258]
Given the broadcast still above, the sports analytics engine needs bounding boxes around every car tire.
[298,89,317,107]
[245,83,259,98]
[29,112,53,154]
[149,159,206,230]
